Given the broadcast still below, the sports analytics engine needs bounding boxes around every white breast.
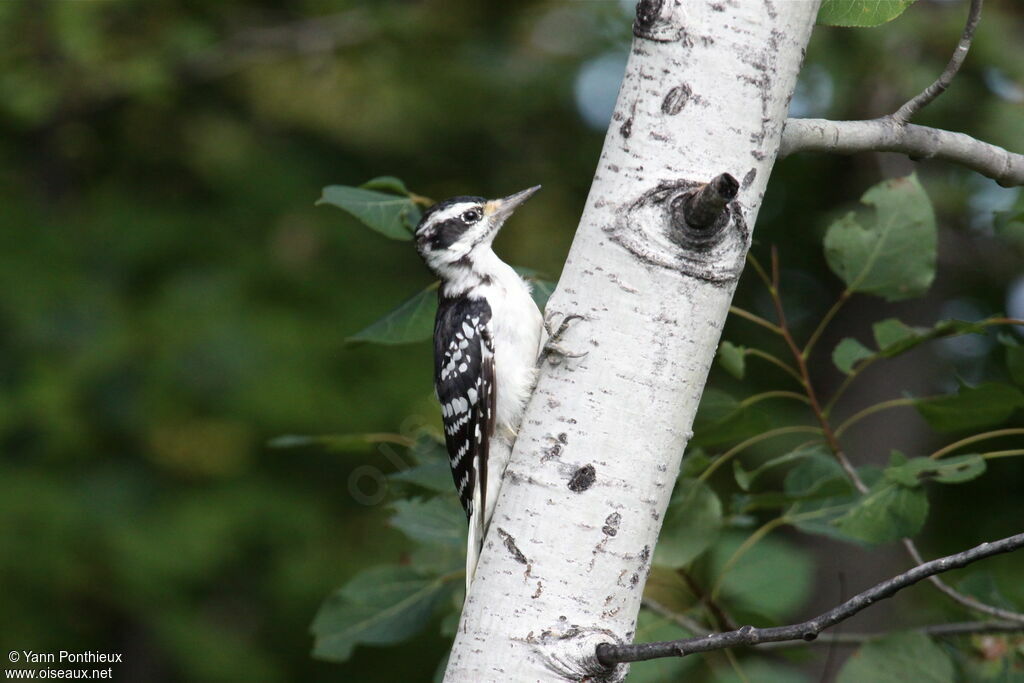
[481,260,543,435]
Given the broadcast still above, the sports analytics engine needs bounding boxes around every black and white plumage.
[414,187,545,593]
[433,296,495,518]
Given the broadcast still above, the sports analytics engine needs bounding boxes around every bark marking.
[568,464,597,492]
[661,84,692,115]
[603,512,622,537]
[497,528,529,565]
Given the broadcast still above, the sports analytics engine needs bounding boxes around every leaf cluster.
[659,173,1024,681]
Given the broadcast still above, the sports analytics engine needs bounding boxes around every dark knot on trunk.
[669,173,739,250]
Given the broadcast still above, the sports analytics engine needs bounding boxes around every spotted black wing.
[434,296,495,520]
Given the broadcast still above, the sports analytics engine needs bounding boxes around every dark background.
[1,1,1021,681]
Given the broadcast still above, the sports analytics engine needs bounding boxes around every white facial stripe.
[431,202,479,225]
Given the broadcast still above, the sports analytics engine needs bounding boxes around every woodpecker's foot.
[541,313,588,366]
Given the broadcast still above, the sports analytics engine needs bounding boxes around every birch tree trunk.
[445,1,821,680]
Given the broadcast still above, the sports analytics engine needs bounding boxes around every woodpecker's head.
[414,186,540,278]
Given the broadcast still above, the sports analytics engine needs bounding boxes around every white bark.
[444,1,820,680]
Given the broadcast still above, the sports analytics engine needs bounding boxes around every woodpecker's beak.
[484,185,541,225]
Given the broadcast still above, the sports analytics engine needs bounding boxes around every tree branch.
[596,532,1024,665]
[779,1,1024,186]
[779,118,1024,187]
[892,0,984,124]
[760,620,1024,648]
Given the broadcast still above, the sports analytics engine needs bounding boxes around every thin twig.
[697,426,823,482]
[892,0,984,125]
[596,532,1024,665]
[823,356,879,416]
[833,397,919,438]
[768,247,865,492]
[744,348,805,385]
[738,390,811,409]
[902,538,1024,625]
[745,251,773,290]
[929,428,1024,460]
[802,290,851,360]
[983,449,1024,460]
[823,317,1024,415]
[761,620,1024,648]
[728,305,783,335]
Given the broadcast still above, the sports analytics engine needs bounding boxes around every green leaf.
[833,337,873,374]
[884,452,987,486]
[932,454,987,483]
[914,382,1024,433]
[389,438,453,493]
[691,389,772,448]
[734,443,826,492]
[680,448,714,478]
[872,318,922,352]
[718,341,746,379]
[872,317,988,357]
[823,174,936,301]
[348,284,438,345]
[317,185,422,240]
[311,565,453,662]
[881,450,916,486]
[653,478,722,568]
[732,460,754,492]
[780,451,861,540]
[695,388,742,424]
[834,473,928,543]
[409,538,464,575]
[784,450,851,498]
[818,0,918,27]
[707,532,814,620]
[837,632,954,683]
[390,497,465,547]
[360,176,410,195]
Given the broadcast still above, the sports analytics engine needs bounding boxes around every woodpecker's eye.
[462,209,482,224]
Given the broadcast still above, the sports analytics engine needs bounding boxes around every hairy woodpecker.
[414,186,544,593]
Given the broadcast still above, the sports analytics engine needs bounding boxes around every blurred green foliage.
[0,0,1022,682]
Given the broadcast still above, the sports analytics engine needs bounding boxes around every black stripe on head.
[418,196,485,225]
[415,196,486,252]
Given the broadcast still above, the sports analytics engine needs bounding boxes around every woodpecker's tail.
[465,438,514,596]
[465,482,485,595]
